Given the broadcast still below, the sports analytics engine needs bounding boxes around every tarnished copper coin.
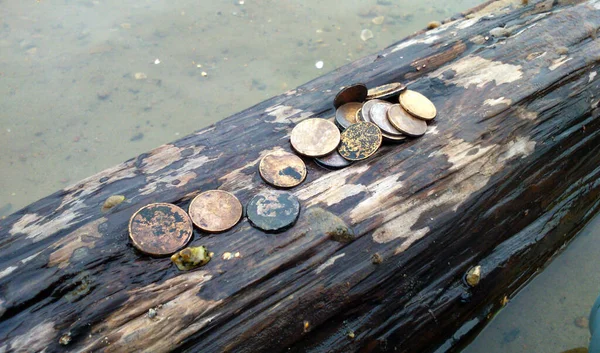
[369,101,404,137]
[129,203,193,257]
[387,104,428,137]
[338,122,382,161]
[189,190,243,233]
[290,118,341,157]
[315,149,352,169]
[259,151,307,188]
[367,82,406,100]
[399,90,437,121]
[246,190,301,233]
[335,102,362,129]
[333,83,368,109]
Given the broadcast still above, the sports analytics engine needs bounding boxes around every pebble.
[360,29,374,41]
[201,71,208,77]
[102,195,125,212]
[574,316,589,329]
[466,265,481,287]
[372,16,385,25]
[154,58,161,65]
[427,21,441,29]
[97,90,111,100]
[134,72,147,80]
[371,253,383,264]
[148,308,157,319]
[315,61,324,69]
[490,27,510,37]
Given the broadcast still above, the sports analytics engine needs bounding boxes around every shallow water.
[0,0,596,352]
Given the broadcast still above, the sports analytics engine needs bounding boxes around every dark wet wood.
[2,0,600,352]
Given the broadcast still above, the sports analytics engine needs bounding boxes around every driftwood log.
[2,0,600,352]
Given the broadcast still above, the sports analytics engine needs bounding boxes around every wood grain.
[2,0,600,352]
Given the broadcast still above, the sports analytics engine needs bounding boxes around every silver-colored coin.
[315,149,352,169]
[369,101,404,137]
[359,99,387,123]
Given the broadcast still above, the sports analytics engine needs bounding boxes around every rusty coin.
[290,118,341,157]
[246,190,301,233]
[315,149,352,169]
[335,102,362,129]
[259,151,307,188]
[387,104,428,137]
[367,82,406,100]
[189,190,243,233]
[129,203,193,256]
[399,90,437,121]
[338,122,382,161]
[333,83,368,109]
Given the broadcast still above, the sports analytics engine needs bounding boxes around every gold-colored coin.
[335,102,362,129]
[189,190,243,233]
[338,122,382,161]
[387,104,428,137]
[129,203,193,257]
[290,118,341,157]
[367,82,406,100]
[259,151,307,188]
[333,83,368,109]
[399,90,437,121]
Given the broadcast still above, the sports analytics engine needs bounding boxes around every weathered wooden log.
[2,0,600,352]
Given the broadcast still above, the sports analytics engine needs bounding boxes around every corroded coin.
[333,83,368,109]
[129,203,193,257]
[315,149,352,169]
[387,104,428,137]
[259,151,307,188]
[399,90,437,121]
[246,190,301,233]
[335,102,362,129]
[290,118,341,157]
[338,122,382,161]
[367,82,406,100]
[369,101,403,137]
[189,190,243,233]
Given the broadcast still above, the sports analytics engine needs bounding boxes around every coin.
[367,82,406,100]
[335,102,362,129]
[246,190,301,233]
[290,118,341,157]
[189,190,243,233]
[315,149,352,169]
[333,83,368,109]
[399,90,437,121]
[359,99,386,123]
[359,100,406,142]
[387,104,428,137]
[129,203,193,257]
[369,101,404,137]
[259,151,307,188]
[338,122,382,161]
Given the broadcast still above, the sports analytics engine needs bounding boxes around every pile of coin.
[128,81,438,259]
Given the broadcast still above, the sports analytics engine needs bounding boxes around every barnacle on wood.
[171,246,211,271]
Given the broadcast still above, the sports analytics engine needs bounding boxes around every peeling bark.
[2,0,600,352]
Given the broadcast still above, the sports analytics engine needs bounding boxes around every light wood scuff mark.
[549,56,572,71]
[83,271,219,353]
[431,55,523,88]
[0,266,17,281]
[265,105,314,124]
[348,174,405,225]
[47,218,105,269]
[484,97,512,106]
[369,134,537,249]
[295,164,370,207]
[590,71,597,82]
[391,35,440,53]
[9,210,79,243]
[1,321,56,353]
[315,253,346,274]
[141,144,200,175]
[515,106,538,120]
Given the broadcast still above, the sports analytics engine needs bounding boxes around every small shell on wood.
[466,265,482,287]
[101,195,125,212]
[171,246,211,271]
